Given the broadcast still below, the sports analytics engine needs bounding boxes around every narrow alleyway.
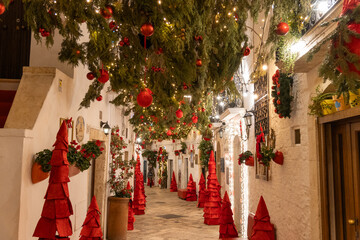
[127,186,223,240]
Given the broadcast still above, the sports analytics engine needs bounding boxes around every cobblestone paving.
[127,186,221,240]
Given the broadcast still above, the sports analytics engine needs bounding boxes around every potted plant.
[107,127,136,240]
[238,151,254,166]
[308,86,336,117]
[32,149,52,183]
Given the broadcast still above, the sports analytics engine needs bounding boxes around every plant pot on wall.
[333,95,350,111]
[68,164,81,177]
[320,99,336,116]
[107,197,130,240]
[349,90,360,108]
[31,162,49,184]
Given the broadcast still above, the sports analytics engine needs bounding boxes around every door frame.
[319,115,360,239]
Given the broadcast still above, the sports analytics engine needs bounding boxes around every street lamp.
[100,121,111,135]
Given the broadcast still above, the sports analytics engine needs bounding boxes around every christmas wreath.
[271,70,294,118]
[238,151,254,166]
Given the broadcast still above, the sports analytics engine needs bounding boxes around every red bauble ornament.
[183,122,186,126]
[275,109,278,113]
[100,6,113,19]
[276,22,290,36]
[86,72,95,80]
[279,114,283,118]
[137,88,153,107]
[140,115,144,119]
[119,41,125,46]
[196,59,202,67]
[191,115,198,123]
[98,69,109,83]
[243,46,251,56]
[76,50,81,55]
[176,120,180,124]
[140,23,154,37]
[208,124,212,128]
[277,100,281,105]
[277,91,280,96]
[170,127,175,131]
[167,129,172,136]
[0,3,5,15]
[201,108,205,112]
[96,95,103,101]
[176,109,183,118]
[172,139,175,143]
[109,21,116,30]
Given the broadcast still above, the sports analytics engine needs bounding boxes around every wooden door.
[350,123,360,239]
[332,122,360,239]
[0,0,31,79]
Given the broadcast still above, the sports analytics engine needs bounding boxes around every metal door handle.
[348,219,355,225]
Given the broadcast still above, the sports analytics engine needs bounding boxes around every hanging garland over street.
[271,70,294,118]
[0,0,312,141]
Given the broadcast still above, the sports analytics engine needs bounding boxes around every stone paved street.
[127,186,222,240]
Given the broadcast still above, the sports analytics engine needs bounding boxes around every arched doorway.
[233,136,241,231]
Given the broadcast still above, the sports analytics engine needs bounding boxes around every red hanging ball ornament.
[176,109,183,118]
[140,115,144,119]
[276,22,290,36]
[273,151,284,165]
[119,41,125,46]
[98,69,109,83]
[170,127,175,131]
[196,58,202,67]
[208,124,212,128]
[243,46,251,56]
[167,129,172,136]
[275,109,278,113]
[201,108,205,112]
[277,99,281,105]
[100,6,113,19]
[172,139,175,143]
[0,3,6,15]
[192,115,198,123]
[176,120,180,124]
[86,72,95,80]
[183,122,186,126]
[109,21,116,30]
[277,91,280,96]
[140,23,154,37]
[137,88,153,107]
[96,95,103,101]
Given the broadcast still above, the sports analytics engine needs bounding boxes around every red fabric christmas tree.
[79,196,103,240]
[133,155,146,215]
[170,171,178,192]
[219,191,238,238]
[251,196,275,240]
[33,121,73,239]
[203,150,222,225]
[127,181,135,230]
[197,173,206,208]
[186,173,197,201]
[147,177,150,186]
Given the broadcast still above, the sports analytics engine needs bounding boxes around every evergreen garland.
[308,5,360,100]
[271,70,293,118]
[198,139,213,169]
[3,0,313,140]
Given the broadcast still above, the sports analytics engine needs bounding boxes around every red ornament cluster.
[119,37,130,47]
[151,66,164,72]
[98,69,109,84]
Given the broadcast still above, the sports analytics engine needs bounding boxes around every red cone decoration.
[251,196,275,240]
[197,173,206,208]
[186,174,197,201]
[203,151,222,225]
[79,196,103,240]
[137,88,153,107]
[133,155,146,215]
[170,171,178,192]
[219,191,238,239]
[33,121,73,239]
[127,182,135,231]
[147,177,150,186]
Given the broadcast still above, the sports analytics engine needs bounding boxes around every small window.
[295,129,301,145]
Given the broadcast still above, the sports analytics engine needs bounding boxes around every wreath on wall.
[271,70,294,118]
